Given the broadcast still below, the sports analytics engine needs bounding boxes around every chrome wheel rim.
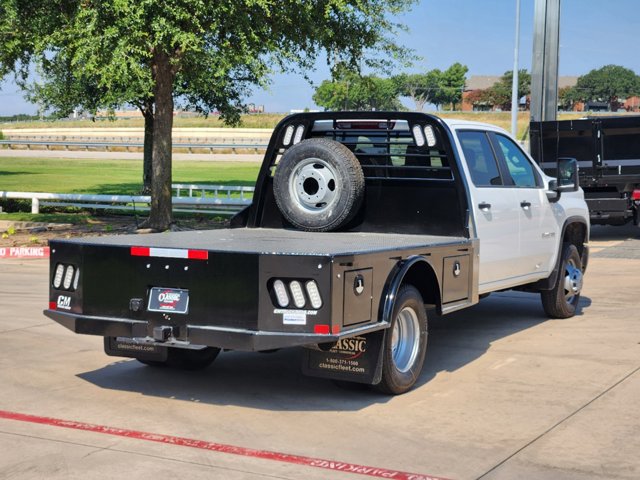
[391,306,421,373]
[563,259,583,305]
[288,157,339,214]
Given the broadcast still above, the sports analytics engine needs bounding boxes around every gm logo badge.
[57,295,72,310]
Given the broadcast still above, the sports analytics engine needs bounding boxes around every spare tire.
[273,138,365,232]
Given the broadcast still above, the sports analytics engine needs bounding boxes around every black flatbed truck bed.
[59,227,468,255]
[45,227,475,352]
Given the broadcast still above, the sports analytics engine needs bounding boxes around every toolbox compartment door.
[342,268,373,326]
[442,255,470,303]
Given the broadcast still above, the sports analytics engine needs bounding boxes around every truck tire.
[273,138,365,232]
[374,285,428,395]
[138,347,220,370]
[541,243,583,319]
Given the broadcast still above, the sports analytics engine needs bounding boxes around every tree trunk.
[148,51,175,231]
[142,99,154,195]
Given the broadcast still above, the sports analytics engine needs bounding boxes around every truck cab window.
[458,131,503,187]
[495,134,539,188]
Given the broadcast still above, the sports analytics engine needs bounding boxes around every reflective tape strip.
[187,249,209,260]
[149,247,189,259]
[130,246,150,257]
[130,246,208,260]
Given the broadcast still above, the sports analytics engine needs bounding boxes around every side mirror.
[546,158,578,202]
[556,157,579,192]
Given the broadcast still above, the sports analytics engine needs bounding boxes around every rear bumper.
[44,309,387,351]
[587,198,633,225]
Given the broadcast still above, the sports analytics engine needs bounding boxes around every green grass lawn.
[0,157,260,194]
[0,113,286,130]
[0,212,93,224]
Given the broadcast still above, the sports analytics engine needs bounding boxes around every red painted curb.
[0,246,50,259]
[0,409,449,480]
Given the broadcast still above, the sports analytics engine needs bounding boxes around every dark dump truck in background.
[45,112,589,394]
[530,115,640,226]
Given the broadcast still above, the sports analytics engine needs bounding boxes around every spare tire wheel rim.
[289,157,340,212]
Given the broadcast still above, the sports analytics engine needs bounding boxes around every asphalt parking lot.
[1,225,639,480]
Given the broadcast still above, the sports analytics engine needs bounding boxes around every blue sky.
[1,0,639,115]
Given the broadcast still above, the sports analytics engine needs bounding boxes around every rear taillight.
[52,263,80,291]
[632,189,640,200]
[273,280,290,307]
[289,280,306,308]
[62,265,75,290]
[53,264,65,289]
[270,278,323,310]
[305,281,323,309]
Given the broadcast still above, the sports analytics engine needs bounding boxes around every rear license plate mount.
[147,287,189,314]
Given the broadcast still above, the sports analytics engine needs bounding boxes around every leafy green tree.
[485,69,531,111]
[24,50,158,193]
[395,70,442,111]
[1,0,415,230]
[572,65,640,111]
[314,71,403,111]
[435,62,468,110]
[558,86,579,111]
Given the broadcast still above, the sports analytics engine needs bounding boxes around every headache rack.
[244,111,470,237]
[266,112,455,181]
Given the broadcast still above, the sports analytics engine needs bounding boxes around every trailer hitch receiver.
[153,326,173,342]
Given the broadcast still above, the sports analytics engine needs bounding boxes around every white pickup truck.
[45,112,589,394]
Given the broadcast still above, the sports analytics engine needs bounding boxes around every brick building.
[461,75,579,112]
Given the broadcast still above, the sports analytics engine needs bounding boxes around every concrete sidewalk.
[0,226,639,479]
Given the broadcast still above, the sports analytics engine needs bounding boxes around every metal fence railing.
[0,184,255,215]
[0,139,268,153]
[173,184,255,202]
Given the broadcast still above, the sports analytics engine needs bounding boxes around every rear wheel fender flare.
[380,256,441,324]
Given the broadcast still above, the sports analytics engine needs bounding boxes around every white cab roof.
[441,118,509,135]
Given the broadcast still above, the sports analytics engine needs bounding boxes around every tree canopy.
[435,62,468,110]
[394,70,442,111]
[313,68,403,111]
[394,63,468,111]
[484,69,531,111]
[1,0,416,230]
[570,64,640,110]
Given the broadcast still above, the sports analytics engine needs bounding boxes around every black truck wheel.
[273,138,364,232]
[374,285,428,395]
[138,347,220,370]
[541,243,583,318]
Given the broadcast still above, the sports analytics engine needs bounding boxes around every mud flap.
[301,330,385,385]
[104,337,169,362]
